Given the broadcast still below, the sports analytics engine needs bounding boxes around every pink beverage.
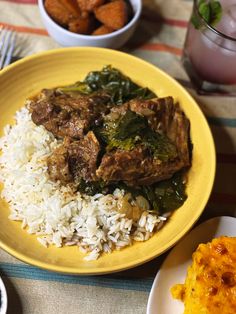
[183,0,236,93]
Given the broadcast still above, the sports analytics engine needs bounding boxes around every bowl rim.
[38,0,142,40]
[0,47,216,275]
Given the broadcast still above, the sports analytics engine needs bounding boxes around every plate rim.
[146,215,236,314]
[0,47,216,274]
[0,275,7,314]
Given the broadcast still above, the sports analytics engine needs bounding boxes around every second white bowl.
[38,0,142,48]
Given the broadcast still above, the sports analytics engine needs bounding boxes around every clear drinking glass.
[182,0,236,95]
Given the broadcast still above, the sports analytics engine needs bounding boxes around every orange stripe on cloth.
[0,22,48,36]
[163,18,188,28]
[0,22,184,57]
[141,11,188,28]
[138,43,182,56]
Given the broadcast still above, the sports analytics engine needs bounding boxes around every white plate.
[0,276,7,314]
[146,216,236,314]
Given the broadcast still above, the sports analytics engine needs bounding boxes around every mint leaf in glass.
[191,0,222,29]
[199,1,211,22]
[209,1,222,25]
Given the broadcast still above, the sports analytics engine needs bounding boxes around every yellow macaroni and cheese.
[171,236,236,314]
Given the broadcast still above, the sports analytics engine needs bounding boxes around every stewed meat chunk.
[96,97,190,185]
[30,81,190,192]
[68,131,100,182]
[47,132,100,184]
[47,138,72,184]
[29,89,111,139]
[96,148,187,186]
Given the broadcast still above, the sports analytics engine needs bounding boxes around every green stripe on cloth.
[0,262,153,292]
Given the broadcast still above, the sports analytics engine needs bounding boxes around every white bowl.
[38,0,142,48]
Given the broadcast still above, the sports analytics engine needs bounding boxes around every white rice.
[0,107,167,260]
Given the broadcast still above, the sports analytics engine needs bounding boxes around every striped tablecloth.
[0,0,235,313]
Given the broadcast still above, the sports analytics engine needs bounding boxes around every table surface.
[0,0,236,313]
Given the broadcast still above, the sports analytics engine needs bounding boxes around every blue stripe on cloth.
[0,262,153,292]
[207,117,236,128]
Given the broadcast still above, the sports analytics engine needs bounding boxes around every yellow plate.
[0,48,216,275]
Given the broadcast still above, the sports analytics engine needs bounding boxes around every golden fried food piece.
[94,0,128,30]
[77,0,105,12]
[171,236,236,314]
[68,13,95,34]
[92,24,113,35]
[59,0,80,16]
[45,0,80,26]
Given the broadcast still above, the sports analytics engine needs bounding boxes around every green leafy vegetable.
[77,173,187,214]
[142,129,178,162]
[191,0,222,29]
[58,66,156,105]
[107,137,140,151]
[151,173,187,214]
[114,172,187,215]
[97,110,177,161]
[95,110,146,151]
[114,110,147,140]
[84,65,156,105]
[142,186,160,212]
[77,179,107,196]
[58,82,92,94]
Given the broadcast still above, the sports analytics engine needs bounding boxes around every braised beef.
[30,86,190,189]
[47,138,72,184]
[96,97,190,185]
[129,97,190,166]
[68,131,100,182]
[47,131,100,184]
[108,97,190,164]
[96,147,187,186]
[29,89,111,139]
